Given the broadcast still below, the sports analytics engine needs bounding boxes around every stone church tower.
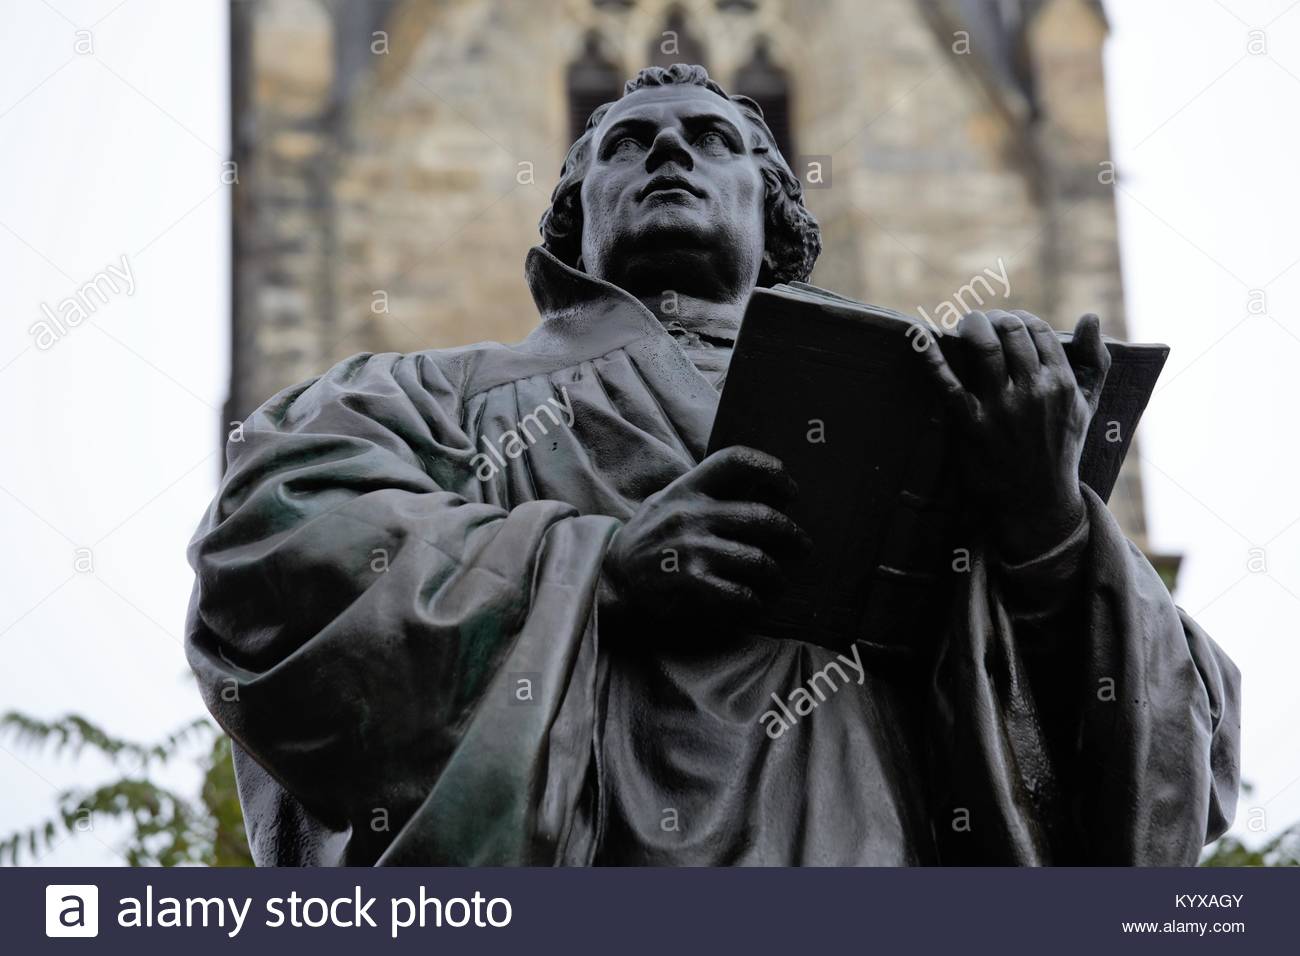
[228,0,1170,571]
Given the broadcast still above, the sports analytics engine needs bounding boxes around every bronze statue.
[186,65,1239,866]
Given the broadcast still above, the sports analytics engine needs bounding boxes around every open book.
[706,282,1169,654]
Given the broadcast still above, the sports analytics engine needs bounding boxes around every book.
[706,282,1169,654]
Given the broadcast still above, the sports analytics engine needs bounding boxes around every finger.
[687,572,763,614]
[1070,313,1111,412]
[988,310,1039,384]
[706,502,812,556]
[956,310,1007,393]
[1011,310,1068,372]
[687,446,797,506]
[694,539,784,589]
[909,324,977,423]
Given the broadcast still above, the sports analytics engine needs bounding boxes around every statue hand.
[598,446,812,633]
[915,309,1110,562]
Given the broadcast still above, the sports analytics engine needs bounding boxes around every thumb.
[1071,313,1110,413]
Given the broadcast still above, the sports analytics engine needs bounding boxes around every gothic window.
[567,31,623,144]
[734,38,793,160]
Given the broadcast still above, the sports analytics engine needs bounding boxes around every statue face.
[579,84,766,300]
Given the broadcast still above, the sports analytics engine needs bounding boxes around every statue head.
[540,64,820,303]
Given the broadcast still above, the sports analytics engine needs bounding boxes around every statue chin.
[608,244,729,297]
[613,216,756,288]
[629,204,716,244]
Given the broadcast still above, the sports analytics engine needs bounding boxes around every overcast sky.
[0,0,1296,865]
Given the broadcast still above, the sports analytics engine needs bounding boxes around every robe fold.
[185,246,1240,866]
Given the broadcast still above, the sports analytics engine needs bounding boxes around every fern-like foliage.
[0,711,252,867]
[0,712,208,770]
[1201,826,1300,867]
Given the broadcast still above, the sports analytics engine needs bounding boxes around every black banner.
[5,867,1293,953]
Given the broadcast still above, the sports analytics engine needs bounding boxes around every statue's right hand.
[597,446,812,632]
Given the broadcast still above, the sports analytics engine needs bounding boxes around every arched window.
[566,31,623,144]
[734,38,793,160]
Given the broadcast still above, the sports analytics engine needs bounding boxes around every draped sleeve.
[184,351,619,866]
[929,487,1241,865]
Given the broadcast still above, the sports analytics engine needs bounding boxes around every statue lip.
[636,174,705,202]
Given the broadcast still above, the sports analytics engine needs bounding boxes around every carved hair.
[539,63,821,286]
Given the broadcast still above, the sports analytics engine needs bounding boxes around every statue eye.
[610,136,644,157]
[695,130,729,153]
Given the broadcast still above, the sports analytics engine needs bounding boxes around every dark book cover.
[707,284,1169,654]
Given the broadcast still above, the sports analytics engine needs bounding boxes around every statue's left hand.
[915,309,1110,563]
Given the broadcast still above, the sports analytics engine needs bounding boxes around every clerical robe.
[185,247,1240,866]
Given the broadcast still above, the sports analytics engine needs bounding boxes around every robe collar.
[513,245,719,461]
[523,245,677,348]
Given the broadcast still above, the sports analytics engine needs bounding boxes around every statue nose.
[644,129,693,173]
